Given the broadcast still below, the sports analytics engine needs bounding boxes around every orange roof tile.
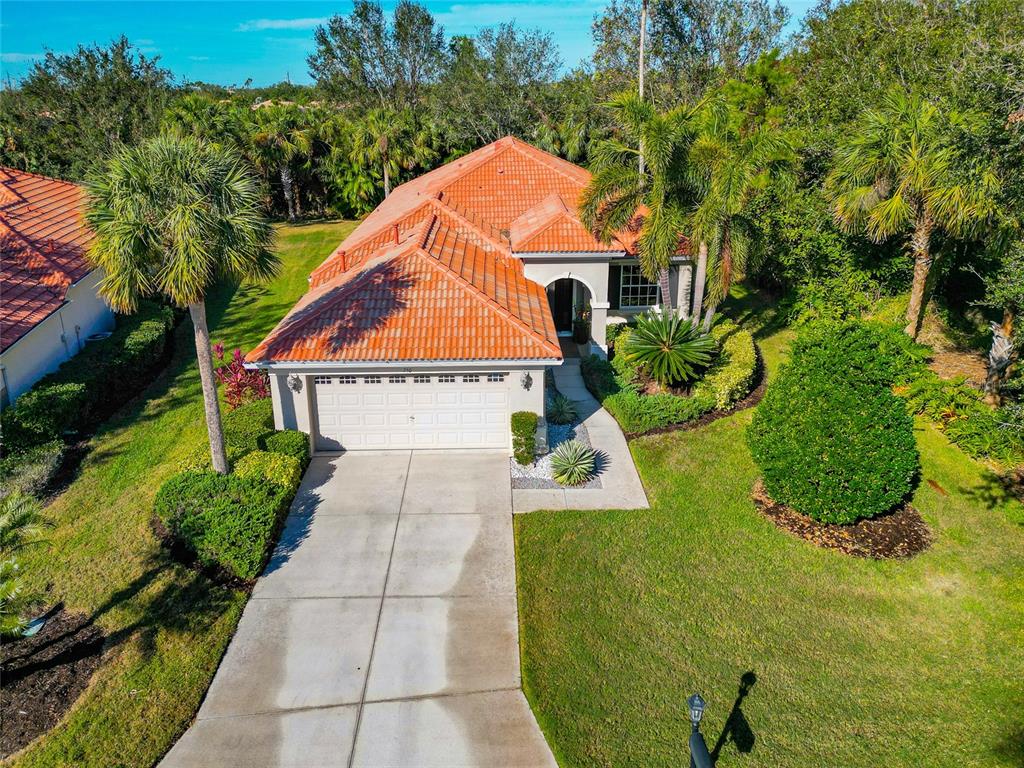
[247,214,559,364]
[0,168,97,352]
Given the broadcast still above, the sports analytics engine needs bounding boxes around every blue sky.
[1,1,818,87]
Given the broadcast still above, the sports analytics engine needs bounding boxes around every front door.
[547,278,574,334]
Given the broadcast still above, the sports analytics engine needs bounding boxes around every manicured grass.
[515,290,1024,767]
[9,220,356,768]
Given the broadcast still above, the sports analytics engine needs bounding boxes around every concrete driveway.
[162,451,556,768]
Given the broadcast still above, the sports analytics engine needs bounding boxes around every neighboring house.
[247,136,693,453]
[0,167,114,407]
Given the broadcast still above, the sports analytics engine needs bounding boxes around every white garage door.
[314,373,510,451]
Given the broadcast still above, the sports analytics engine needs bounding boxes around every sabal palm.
[690,97,796,329]
[826,88,998,338]
[580,92,699,310]
[350,108,432,198]
[85,133,277,474]
[249,105,315,221]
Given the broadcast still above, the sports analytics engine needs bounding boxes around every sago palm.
[580,92,700,311]
[622,311,716,387]
[690,97,796,329]
[0,492,48,637]
[825,88,999,338]
[85,133,278,474]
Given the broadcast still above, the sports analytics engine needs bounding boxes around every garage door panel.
[315,375,510,451]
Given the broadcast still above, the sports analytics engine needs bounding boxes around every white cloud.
[188,55,211,61]
[0,52,43,63]
[236,17,327,32]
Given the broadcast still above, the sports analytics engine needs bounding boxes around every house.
[247,137,693,453]
[0,168,114,407]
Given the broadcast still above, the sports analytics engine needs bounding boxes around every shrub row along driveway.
[164,451,555,767]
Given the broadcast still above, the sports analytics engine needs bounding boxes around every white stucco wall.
[0,269,115,406]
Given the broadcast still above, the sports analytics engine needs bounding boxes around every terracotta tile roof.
[249,136,666,365]
[0,167,97,352]
[247,214,559,363]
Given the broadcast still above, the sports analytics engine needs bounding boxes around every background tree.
[248,104,315,221]
[0,36,171,180]
[308,0,444,113]
[581,92,699,310]
[979,240,1024,402]
[826,89,1000,338]
[85,134,278,474]
[433,25,561,148]
[350,107,433,198]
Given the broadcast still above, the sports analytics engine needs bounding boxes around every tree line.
[0,0,1021,383]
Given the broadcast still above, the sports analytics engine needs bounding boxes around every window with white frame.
[339,375,357,384]
[487,373,506,383]
[413,375,431,384]
[388,375,406,384]
[438,375,456,383]
[462,374,480,383]
[314,376,332,384]
[619,264,659,308]
[364,375,382,384]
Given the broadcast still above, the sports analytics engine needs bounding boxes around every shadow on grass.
[720,285,789,341]
[711,671,758,762]
[960,468,1024,523]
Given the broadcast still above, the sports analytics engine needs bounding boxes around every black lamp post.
[687,693,713,768]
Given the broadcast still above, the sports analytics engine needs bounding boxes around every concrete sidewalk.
[162,452,555,768]
[513,359,650,513]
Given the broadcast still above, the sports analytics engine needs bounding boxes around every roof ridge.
[0,166,82,188]
[413,226,559,357]
[505,138,591,188]
[427,196,508,254]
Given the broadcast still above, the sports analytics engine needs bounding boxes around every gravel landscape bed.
[511,419,602,490]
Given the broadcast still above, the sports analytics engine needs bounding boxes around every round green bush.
[261,430,311,469]
[747,353,918,524]
[235,450,303,491]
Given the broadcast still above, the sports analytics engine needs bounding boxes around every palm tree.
[690,97,796,329]
[350,108,433,198]
[580,92,699,311]
[85,133,278,474]
[0,492,48,637]
[826,89,999,338]
[249,104,315,221]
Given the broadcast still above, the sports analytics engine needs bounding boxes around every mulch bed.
[751,480,932,559]
[625,344,768,440]
[1,607,105,759]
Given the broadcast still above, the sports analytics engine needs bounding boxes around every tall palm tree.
[826,89,999,338]
[350,108,433,198]
[580,92,699,312]
[85,133,278,474]
[690,97,796,329]
[249,104,315,221]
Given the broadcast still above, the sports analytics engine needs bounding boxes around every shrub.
[792,319,929,388]
[261,430,311,469]
[5,383,90,444]
[747,342,919,524]
[235,450,303,490]
[547,393,578,425]
[214,344,270,409]
[154,470,290,580]
[693,322,758,409]
[605,321,631,347]
[620,311,716,387]
[223,398,275,455]
[511,411,538,465]
[0,440,63,498]
[551,440,597,486]
[581,354,623,400]
[604,390,716,434]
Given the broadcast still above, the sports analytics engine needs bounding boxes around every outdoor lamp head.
[687,693,706,727]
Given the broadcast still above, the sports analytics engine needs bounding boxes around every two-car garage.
[312,371,512,452]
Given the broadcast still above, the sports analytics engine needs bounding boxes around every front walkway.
[512,359,650,513]
[163,452,555,768]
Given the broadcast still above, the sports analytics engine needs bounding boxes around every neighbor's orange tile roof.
[249,136,648,364]
[0,167,97,353]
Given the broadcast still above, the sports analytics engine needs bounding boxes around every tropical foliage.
[620,311,717,387]
[550,440,598,486]
[0,493,48,637]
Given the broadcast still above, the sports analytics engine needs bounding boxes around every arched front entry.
[546,277,592,336]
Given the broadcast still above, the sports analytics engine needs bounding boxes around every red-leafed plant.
[214,343,269,409]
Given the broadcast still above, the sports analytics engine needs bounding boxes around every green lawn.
[8,220,356,768]
[515,291,1024,768]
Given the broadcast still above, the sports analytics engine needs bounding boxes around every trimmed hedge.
[1,300,175,457]
[235,450,303,490]
[791,319,929,388]
[154,470,293,580]
[181,398,276,471]
[260,430,311,469]
[512,411,538,465]
[581,321,758,434]
[0,440,64,498]
[747,325,919,524]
